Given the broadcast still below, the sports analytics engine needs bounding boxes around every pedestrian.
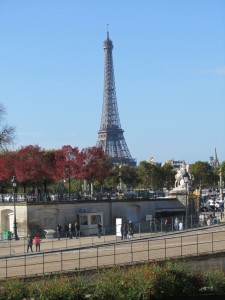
[69,222,73,239]
[122,222,128,239]
[150,218,157,233]
[75,222,80,239]
[174,217,179,231]
[97,222,103,238]
[27,234,33,252]
[128,220,134,239]
[33,235,41,252]
[164,218,168,232]
[64,224,69,237]
[121,222,124,240]
[56,224,62,240]
[153,218,158,232]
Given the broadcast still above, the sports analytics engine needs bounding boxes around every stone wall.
[0,203,27,236]
[1,198,182,237]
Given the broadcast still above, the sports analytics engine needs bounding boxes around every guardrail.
[0,215,223,258]
[0,225,225,279]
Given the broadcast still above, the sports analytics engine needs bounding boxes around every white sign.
[146,215,152,221]
[116,218,122,237]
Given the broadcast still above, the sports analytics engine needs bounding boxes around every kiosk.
[78,212,103,236]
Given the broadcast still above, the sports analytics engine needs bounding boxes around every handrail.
[0,225,225,279]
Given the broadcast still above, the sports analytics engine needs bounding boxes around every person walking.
[75,222,80,239]
[164,218,168,232]
[97,222,103,238]
[68,222,73,239]
[122,222,128,239]
[128,220,134,239]
[174,217,179,231]
[121,222,124,240]
[56,224,62,240]
[27,234,33,252]
[33,235,41,252]
[153,218,158,232]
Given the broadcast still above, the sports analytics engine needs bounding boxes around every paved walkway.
[1,223,225,257]
[0,233,125,257]
[1,224,225,279]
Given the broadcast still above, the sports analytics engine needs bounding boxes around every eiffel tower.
[97,31,136,167]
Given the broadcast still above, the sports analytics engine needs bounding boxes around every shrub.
[0,279,28,300]
[28,275,88,300]
[162,261,204,297]
[92,266,124,300]
[1,262,225,299]
[202,267,225,295]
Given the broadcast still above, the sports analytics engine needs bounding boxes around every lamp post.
[68,177,71,200]
[65,166,71,200]
[11,176,19,240]
[219,168,223,201]
[183,172,189,229]
[119,164,123,193]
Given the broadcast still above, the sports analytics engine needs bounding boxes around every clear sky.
[0,0,224,165]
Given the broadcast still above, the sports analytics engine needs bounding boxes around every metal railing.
[0,213,223,258]
[0,225,225,279]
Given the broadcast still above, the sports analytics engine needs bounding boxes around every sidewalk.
[0,233,124,257]
[1,223,225,258]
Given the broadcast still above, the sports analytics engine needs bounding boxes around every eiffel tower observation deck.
[97,31,136,167]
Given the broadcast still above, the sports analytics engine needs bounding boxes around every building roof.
[154,199,185,212]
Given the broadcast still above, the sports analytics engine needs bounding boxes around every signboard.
[146,215,152,221]
[116,218,122,237]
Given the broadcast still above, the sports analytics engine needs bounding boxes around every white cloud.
[200,66,225,75]
[18,131,46,136]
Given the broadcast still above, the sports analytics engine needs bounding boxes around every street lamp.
[119,164,123,193]
[219,168,224,201]
[183,172,189,229]
[65,166,71,200]
[11,176,19,240]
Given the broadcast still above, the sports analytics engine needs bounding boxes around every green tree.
[137,161,164,191]
[220,161,225,178]
[161,162,176,191]
[189,161,216,189]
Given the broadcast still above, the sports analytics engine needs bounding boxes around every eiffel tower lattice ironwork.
[96,31,136,167]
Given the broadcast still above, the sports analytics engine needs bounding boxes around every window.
[91,215,101,225]
[80,215,88,225]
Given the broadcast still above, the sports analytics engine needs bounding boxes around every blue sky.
[0,0,224,165]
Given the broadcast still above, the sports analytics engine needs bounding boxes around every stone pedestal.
[169,187,197,216]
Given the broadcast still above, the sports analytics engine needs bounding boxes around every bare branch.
[0,104,16,148]
[0,125,15,149]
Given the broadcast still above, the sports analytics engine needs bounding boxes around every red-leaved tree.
[54,145,80,181]
[78,147,113,184]
[0,151,15,181]
[13,145,54,192]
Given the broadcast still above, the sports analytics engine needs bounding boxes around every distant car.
[4,195,12,202]
[205,199,215,211]
[215,200,224,211]
[200,206,208,212]
[110,194,118,200]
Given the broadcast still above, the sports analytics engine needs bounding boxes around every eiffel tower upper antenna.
[107,24,109,38]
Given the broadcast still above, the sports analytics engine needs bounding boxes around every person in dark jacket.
[27,234,33,252]
[97,222,103,238]
[128,220,134,239]
[56,224,62,240]
[75,222,80,239]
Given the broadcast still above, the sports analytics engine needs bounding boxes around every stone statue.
[174,163,193,189]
